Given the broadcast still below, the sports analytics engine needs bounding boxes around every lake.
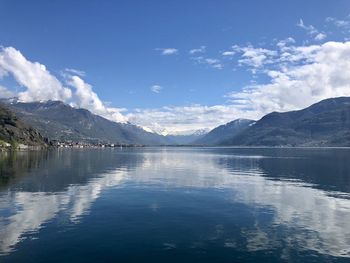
[0,147,349,262]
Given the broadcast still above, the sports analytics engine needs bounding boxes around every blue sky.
[1,0,350,134]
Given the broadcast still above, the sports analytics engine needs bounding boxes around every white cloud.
[276,37,296,51]
[155,48,178,55]
[189,46,206,54]
[69,76,107,114]
[325,17,350,28]
[150,84,162,93]
[236,46,277,69]
[68,76,127,123]
[192,56,223,69]
[227,41,350,114]
[297,19,318,35]
[0,66,8,79]
[127,104,258,135]
[222,51,235,56]
[0,46,126,123]
[0,47,72,102]
[297,19,327,41]
[315,33,327,41]
[278,44,321,64]
[205,58,223,69]
[205,58,219,64]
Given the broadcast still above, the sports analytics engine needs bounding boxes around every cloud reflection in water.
[0,148,349,259]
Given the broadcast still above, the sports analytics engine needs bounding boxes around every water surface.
[0,147,350,262]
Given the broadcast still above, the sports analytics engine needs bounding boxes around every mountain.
[165,129,209,145]
[222,97,350,146]
[3,100,170,145]
[194,119,255,145]
[4,97,349,147]
[0,104,48,148]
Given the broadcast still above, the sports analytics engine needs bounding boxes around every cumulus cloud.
[69,76,107,114]
[236,46,277,68]
[0,46,126,123]
[155,48,178,55]
[226,41,350,114]
[220,45,279,73]
[297,19,327,41]
[0,47,72,102]
[150,85,162,93]
[68,75,127,123]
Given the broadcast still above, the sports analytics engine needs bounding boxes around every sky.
[1,0,350,134]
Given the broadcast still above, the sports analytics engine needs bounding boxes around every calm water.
[0,147,350,262]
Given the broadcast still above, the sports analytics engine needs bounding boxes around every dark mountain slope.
[0,104,48,147]
[5,100,170,145]
[194,119,255,145]
[222,97,350,146]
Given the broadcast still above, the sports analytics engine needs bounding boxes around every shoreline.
[2,145,350,152]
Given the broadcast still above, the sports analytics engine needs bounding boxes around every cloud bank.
[127,104,257,135]
[227,41,350,114]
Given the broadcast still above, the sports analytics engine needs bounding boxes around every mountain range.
[1,96,350,147]
[1,99,206,145]
[221,97,350,147]
[3,100,171,145]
